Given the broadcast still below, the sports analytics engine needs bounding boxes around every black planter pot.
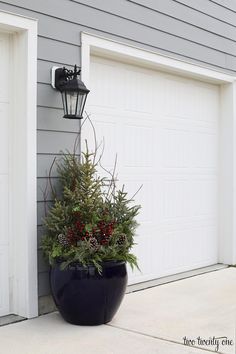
[50,260,128,326]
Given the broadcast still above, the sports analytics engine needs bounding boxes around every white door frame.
[0,11,38,318]
[81,32,236,266]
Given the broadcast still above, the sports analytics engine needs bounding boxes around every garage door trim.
[0,11,38,318]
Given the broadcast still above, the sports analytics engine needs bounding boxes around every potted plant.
[41,144,140,325]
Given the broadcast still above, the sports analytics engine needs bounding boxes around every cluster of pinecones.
[58,233,99,251]
[58,232,127,249]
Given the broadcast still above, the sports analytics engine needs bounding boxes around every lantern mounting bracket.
[51,65,81,91]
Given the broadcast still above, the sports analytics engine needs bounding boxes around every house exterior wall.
[0,0,236,312]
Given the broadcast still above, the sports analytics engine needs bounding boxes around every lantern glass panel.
[77,92,87,117]
[67,91,78,116]
[61,91,68,116]
[61,89,88,119]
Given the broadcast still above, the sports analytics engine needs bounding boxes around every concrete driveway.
[1,268,236,354]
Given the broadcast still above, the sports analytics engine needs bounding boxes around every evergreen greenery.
[41,144,141,273]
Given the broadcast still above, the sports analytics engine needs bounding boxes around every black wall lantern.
[51,65,90,119]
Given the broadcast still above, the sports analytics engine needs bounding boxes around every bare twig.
[42,155,57,217]
[107,154,118,200]
[73,112,90,156]
[81,112,90,129]
[129,184,143,201]
[84,112,98,164]
[42,180,49,217]
[98,153,118,202]
[95,137,105,166]
[48,156,57,199]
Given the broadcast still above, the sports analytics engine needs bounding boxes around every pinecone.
[58,234,69,246]
[89,237,99,251]
[117,234,127,246]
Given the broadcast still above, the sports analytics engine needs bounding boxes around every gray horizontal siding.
[129,0,236,35]
[214,0,236,12]
[37,106,80,132]
[37,130,79,154]
[37,177,61,202]
[37,226,44,248]
[37,178,48,203]
[38,250,49,273]
[37,154,61,178]
[37,202,52,227]
[37,84,61,109]
[0,0,236,304]
[37,202,48,227]
[38,38,80,64]
[1,0,236,71]
[38,61,74,85]
[38,272,50,297]
[176,1,236,29]
[72,0,236,53]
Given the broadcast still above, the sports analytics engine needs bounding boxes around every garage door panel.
[88,55,219,284]
[122,124,153,167]
[90,57,123,109]
[163,77,219,123]
[0,33,10,102]
[151,226,216,276]
[0,104,9,175]
[163,79,193,118]
[161,129,218,169]
[0,176,9,245]
[119,178,154,224]
[127,232,154,282]
[92,121,117,167]
[161,129,191,168]
[124,69,154,114]
[128,222,217,282]
[163,225,217,270]
[0,246,9,316]
[88,106,155,127]
[162,178,217,220]
[162,116,218,135]
[0,32,10,316]
[82,117,118,170]
[197,86,219,122]
[191,133,218,169]
[84,112,157,171]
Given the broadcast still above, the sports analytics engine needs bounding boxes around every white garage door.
[87,55,219,284]
[0,32,11,315]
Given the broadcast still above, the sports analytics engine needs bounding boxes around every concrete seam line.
[106,324,224,354]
